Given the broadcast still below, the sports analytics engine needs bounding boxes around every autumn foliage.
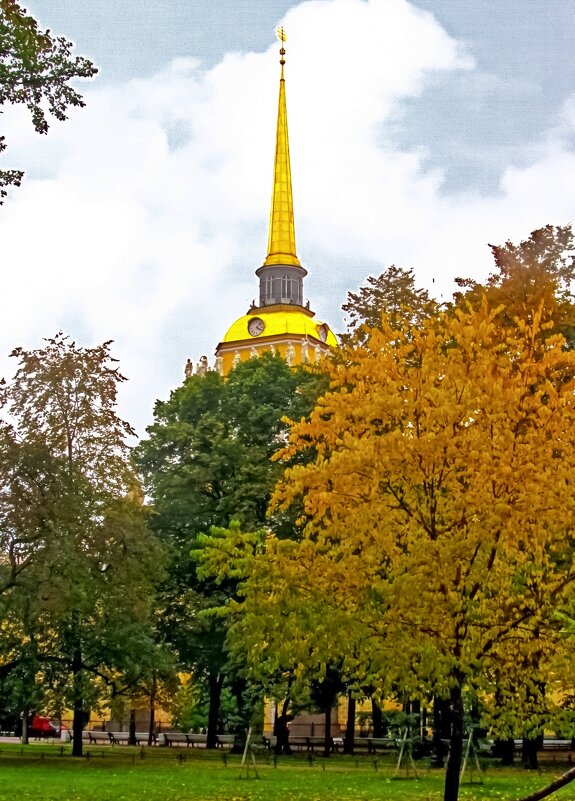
[232,302,575,801]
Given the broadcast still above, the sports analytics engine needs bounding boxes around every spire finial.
[275,25,286,78]
[263,28,301,269]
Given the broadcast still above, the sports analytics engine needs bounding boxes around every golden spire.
[262,27,301,268]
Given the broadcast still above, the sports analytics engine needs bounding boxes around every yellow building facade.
[214,31,337,376]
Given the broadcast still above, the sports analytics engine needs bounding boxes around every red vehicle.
[28,715,67,738]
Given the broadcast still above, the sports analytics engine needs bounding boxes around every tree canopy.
[341,265,436,345]
[0,334,165,755]
[454,224,575,346]
[134,353,325,745]
[232,303,575,801]
[136,352,324,540]
[0,0,97,201]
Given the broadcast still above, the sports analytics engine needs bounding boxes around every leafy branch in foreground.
[0,0,97,202]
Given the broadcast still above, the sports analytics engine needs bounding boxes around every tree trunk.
[372,698,384,737]
[21,711,29,745]
[443,683,464,801]
[411,698,422,756]
[229,677,248,753]
[412,699,421,733]
[71,647,84,757]
[206,671,223,749]
[344,692,356,754]
[493,737,515,765]
[431,695,451,768]
[522,735,542,770]
[324,701,332,758]
[128,708,137,746]
[148,676,156,747]
[273,699,293,755]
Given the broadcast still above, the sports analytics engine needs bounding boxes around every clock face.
[317,324,328,342]
[248,317,265,337]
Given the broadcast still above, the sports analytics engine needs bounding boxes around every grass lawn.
[0,743,574,801]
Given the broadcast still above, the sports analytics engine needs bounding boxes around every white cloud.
[0,0,573,435]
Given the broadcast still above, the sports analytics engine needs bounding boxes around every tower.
[214,29,337,376]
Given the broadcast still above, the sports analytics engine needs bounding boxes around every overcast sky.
[1,0,574,435]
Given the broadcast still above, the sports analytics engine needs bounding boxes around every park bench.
[215,734,236,748]
[160,732,232,748]
[245,734,275,753]
[541,739,573,750]
[288,735,338,753]
[366,737,396,754]
[187,733,208,747]
[349,737,370,752]
[82,730,113,745]
[286,735,310,751]
[159,732,189,747]
[109,731,157,745]
[160,732,207,747]
[511,739,573,752]
[110,732,130,745]
[343,736,399,754]
[136,731,157,745]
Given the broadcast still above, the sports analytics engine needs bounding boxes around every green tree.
[195,515,364,756]
[0,0,97,202]
[137,353,321,536]
[0,432,71,601]
[341,265,436,345]
[0,333,165,756]
[135,353,324,746]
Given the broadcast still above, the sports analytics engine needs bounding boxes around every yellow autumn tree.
[232,303,575,801]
